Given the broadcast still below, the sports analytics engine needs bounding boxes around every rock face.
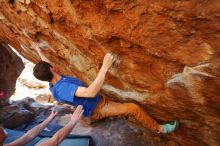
[0,43,24,106]
[0,99,34,128]
[0,0,220,146]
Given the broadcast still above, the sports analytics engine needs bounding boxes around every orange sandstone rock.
[0,0,220,145]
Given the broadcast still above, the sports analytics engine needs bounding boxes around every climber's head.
[0,127,7,145]
[33,61,60,82]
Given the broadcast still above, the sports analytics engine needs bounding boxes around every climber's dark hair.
[33,61,53,82]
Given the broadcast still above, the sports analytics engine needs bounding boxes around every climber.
[0,105,83,146]
[32,44,179,134]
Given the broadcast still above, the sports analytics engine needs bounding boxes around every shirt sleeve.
[56,82,79,103]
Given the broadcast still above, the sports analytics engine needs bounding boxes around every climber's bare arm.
[33,43,52,65]
[38,105,83,146]
[5,108,58,146]
[75,53,116,98]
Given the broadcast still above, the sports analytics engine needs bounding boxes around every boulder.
[0,98,35,128]
[0,43,24,107]
[0,0,220,145]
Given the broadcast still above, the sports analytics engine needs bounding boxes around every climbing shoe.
[162,120,179,134]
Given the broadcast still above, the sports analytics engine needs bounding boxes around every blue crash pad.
[3,128,91,146]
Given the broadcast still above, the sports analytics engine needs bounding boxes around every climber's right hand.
[101,53,116,72]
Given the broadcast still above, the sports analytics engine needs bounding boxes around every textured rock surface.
[0,0,220,145]
[0,43,24,106]
[0,98,34,128]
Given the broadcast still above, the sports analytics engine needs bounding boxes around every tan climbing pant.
[91,96,160,131]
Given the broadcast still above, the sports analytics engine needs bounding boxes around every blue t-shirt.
[49,75,101,117]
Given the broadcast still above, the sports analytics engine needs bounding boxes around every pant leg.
[91,96,160,131]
